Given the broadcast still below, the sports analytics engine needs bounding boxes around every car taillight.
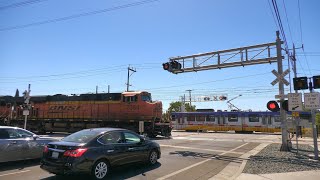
[63,148,88,157]
[43,145,49,153]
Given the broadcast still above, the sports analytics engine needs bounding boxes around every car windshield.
[62,129,101,143]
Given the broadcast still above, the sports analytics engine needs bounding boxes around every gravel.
[243,143,320,174]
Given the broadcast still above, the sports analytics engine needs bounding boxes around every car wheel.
[92,159,109,180]
[148,150,158,165]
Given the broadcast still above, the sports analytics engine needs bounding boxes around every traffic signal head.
[170,61,182,70]
[313,75,320,89]
[293,77,308,90]
[267,101,280,112]
[282,100,288,111]
[162,62,171,71]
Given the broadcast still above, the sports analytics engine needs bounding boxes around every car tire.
[148,150,158,165]
[92,159,109,180]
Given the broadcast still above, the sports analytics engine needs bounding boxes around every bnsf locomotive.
[0,91,171,137]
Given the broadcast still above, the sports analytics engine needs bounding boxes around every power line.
[282,0,293,43]
[0,0,49,11]
[297,0,304,44]
[144,72,271,90]
[0,0,160,32]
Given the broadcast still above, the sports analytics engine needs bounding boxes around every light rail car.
[171,111,311,134]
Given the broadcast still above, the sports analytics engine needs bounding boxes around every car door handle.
[107,150,114,153]
[128,147,134,150]
[10,141,17,144]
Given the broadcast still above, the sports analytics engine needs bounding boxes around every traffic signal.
[267,101,280,112]
[282,100,288,111]
[293,77,308,90]
[313,75,320,89]
[162,62,171,71]
[170,61,182,70]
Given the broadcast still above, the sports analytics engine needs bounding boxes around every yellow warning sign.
[292,111,299,118]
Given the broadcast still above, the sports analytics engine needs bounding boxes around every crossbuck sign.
[271,69,290,86]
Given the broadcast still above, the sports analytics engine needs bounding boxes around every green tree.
[168,101,196,113]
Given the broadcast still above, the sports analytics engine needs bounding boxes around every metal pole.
[311,109,319,160]
[186,90,192,107]
[309,80,319,160]
[276,31,289,151]
[127,67,130,91]
[292,43,299,154]
[24,115,27,129]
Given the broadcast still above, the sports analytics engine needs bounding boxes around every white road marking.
[0,170,31,177]
[160,144,243,155]
[156,159,212,180]
[156,143,249,180]
[220,143,249,155]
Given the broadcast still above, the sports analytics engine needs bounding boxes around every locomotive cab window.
[123,95,138,102]
[248,114,260,122]
[141,94,152,102]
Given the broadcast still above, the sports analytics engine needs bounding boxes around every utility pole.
[186,90,192,107]
[292,43,300,154]
[276,31,289,151]
[126,66,136,92]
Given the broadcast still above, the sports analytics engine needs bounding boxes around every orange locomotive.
[0,91,171,137]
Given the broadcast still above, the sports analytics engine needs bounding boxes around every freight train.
[171,111,312,134]
[0,91,171,137]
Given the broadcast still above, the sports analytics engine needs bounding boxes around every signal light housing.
[282,100,288,111]
[293,77,308,90]
[170,61,182,70]
[162,62,170,70]
[267,101,280,112]
[313,75,320,89]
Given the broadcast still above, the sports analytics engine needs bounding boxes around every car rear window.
[62,129,101,143]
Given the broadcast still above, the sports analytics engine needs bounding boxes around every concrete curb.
[209,143,269,180]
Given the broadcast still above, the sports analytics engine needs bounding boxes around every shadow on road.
[0,159,41,171]
[40,162,161,180]
[170,150,245,163]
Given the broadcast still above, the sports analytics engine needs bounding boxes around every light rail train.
[171,111,311,134]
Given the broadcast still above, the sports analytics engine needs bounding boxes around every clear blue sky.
[1,0,319,111]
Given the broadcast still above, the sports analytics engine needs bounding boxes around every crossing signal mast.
[163,31,294,152]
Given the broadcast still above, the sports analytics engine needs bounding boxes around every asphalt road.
[0,132,280,180]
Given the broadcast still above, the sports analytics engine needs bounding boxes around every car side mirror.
[33,135,39,140]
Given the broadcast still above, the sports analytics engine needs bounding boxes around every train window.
[207,115,215,122]
[123,95,138,102]
[141,95,152,102]
[228,115,238,122]
[248,115,260,122]
[196,115,205,121]
[274,116,281,122]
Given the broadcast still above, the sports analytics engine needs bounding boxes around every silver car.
[0,126,56,163]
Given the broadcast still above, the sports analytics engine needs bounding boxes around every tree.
[168,101,196,113]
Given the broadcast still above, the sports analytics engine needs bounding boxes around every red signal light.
[267,101,280,112]
[162,63,170,70]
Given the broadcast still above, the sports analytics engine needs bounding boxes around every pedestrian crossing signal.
[267,101,280,112]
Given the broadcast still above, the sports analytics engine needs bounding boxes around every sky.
[1,0,320,111]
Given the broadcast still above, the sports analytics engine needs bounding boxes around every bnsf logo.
[49,106,80,111]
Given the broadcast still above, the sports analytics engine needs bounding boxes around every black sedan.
[0,126,56,163]
[40,128,161,179]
